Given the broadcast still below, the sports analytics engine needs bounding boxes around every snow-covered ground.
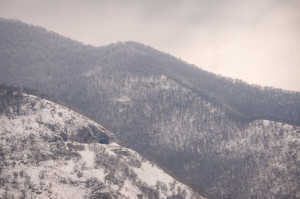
[0,92,205,199]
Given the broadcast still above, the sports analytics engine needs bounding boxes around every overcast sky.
[1,0,299,91]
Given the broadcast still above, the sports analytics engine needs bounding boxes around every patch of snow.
[115,96,132,103]
[119,180,141,199]
[78,145,95,169]
[133,161,173,187]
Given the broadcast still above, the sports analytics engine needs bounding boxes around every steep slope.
[0,85,205,199]
[0,18,300,198]
[78,74,300,199]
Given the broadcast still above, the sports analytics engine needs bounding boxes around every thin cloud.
[0,0,299,91]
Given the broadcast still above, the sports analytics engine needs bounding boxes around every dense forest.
[0,18,300,199]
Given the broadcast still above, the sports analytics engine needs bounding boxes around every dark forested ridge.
[0,18,299,126]
[1,18,300,199]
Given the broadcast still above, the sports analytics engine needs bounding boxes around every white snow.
[0,91,205,199]
[78,145,95,169]
[115,96,132,103]
[133,161,173,187]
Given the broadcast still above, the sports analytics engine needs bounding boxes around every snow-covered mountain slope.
[86,74,300,199]
[1,19,300,198]
[0,87,205,199]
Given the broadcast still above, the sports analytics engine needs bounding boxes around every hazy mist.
[1,0,299,91]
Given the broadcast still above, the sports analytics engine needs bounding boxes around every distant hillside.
[0,19,299,126]
[0,18,299,199]
[0,85,205,199]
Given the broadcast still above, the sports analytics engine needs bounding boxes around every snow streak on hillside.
[0,91,204,199]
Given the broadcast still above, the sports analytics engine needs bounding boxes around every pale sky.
[1,0,300,91]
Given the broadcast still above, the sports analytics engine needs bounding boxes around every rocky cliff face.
[0,86,205,199]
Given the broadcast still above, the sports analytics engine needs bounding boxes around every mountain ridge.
[0,84,206,199]
[1,18,299,126]
[0,83,214,199]
[1,18,300,199]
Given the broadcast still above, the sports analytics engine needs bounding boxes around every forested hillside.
[0,18,300,199]
[0,18,299,126]
[0,85,205,199]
